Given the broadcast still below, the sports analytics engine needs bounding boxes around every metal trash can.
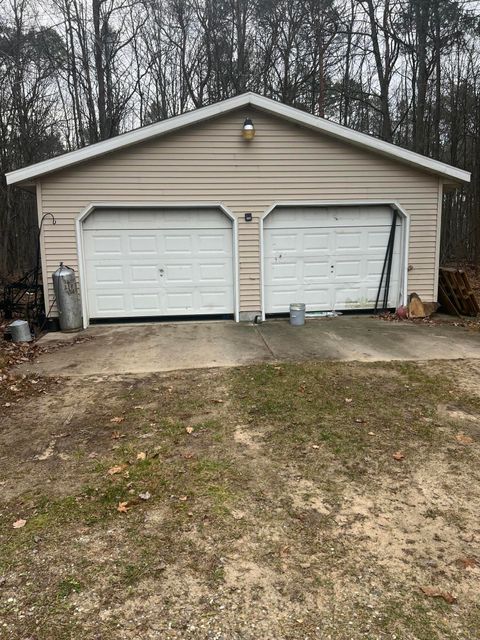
[9,319,32,342]
[289,303,306,326]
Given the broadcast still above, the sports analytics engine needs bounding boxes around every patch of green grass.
[205,484,235,514]
[228,361,462,484]
[369,592,459,640]
[57,577,83,599]
[119,562,146,587]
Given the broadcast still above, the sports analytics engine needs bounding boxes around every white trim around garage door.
[259,200,410,321]
[75,202,240,328]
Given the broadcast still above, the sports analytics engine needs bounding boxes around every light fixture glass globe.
[242,118,255,140]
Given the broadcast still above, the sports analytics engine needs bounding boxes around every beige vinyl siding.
[38,107,441,315]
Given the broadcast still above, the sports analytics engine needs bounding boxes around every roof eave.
[6,93,255,186]
[249,95,471,185]
[6,91,471,186]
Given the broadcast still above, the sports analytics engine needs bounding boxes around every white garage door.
[83,208,234,319]
[264,205,404,314]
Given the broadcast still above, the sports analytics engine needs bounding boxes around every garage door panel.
[197,233,231,255]
[367,230,391,248]
[365,258,387,278]
[89,235,123,257]
[165,291,195,312]
[84,208,232,230]
[93,265,124,285]
[163,234,193,254]
[165,264,194,283]
[268,232,298,253]
[266,259,298,284]
[129,235,157,254]
[303,260,330,281]
[335,231,363,250]
[199,263,231,282]
[131,293,162,312]
[130,265,159,284]
[95,293,127,313]
[264,206,395,229]
[335,287,366,306]
[303,288,331,307]
[264,206,403,313]
[84,208,234,319]
[334,259,362,279]
[268,287,333,312]
[198,290,232,311]
[303,232,330,252]
[268,289,301,312]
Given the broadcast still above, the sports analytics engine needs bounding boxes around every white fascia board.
[249,95,471,185]
[6,91,471,186]
[6,93,254,185]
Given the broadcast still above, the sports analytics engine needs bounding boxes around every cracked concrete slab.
[16,315,480,377]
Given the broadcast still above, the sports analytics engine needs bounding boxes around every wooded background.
[1,0,479,278]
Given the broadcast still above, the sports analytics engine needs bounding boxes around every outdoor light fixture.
[241,117,255,140]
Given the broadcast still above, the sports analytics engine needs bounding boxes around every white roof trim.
[6,92,471,185]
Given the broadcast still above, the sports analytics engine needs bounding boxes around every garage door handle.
[159,268,164,276]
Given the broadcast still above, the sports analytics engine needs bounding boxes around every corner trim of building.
[433,180,444,300]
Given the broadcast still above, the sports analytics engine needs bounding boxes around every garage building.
[6,93,470,325]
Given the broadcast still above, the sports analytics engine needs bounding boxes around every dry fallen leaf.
[185,426,194,434]
[212,399,224,404]
[345,398,353,403]
[179,495,188,501]
[457,556,478,569]
[182,452,195,459]
[111,431,126,440]
[311,444,320,449]
[117,501,129,513]
[420,586,457,604]
[139,491,151,501]
[392,451,405,461]
[107,464,127,475]
[110,416,124,424]
[13,519,26,529]
[455,433,474,445]
[136,452,146,461]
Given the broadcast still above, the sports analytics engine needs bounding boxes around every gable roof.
[6,92,470,186]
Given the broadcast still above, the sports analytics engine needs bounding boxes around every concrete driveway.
[17,315,480,377]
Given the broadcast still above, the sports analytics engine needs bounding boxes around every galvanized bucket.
[289,303,306,326]
[9,319,32,342]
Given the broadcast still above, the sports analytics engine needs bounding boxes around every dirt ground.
[1,357,480,640]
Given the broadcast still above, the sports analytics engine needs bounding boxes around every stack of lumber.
[438,267,480,316]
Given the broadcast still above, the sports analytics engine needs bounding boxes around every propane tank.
[52,263,83,332]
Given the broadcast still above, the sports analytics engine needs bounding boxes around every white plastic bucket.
[289,303,306,326]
